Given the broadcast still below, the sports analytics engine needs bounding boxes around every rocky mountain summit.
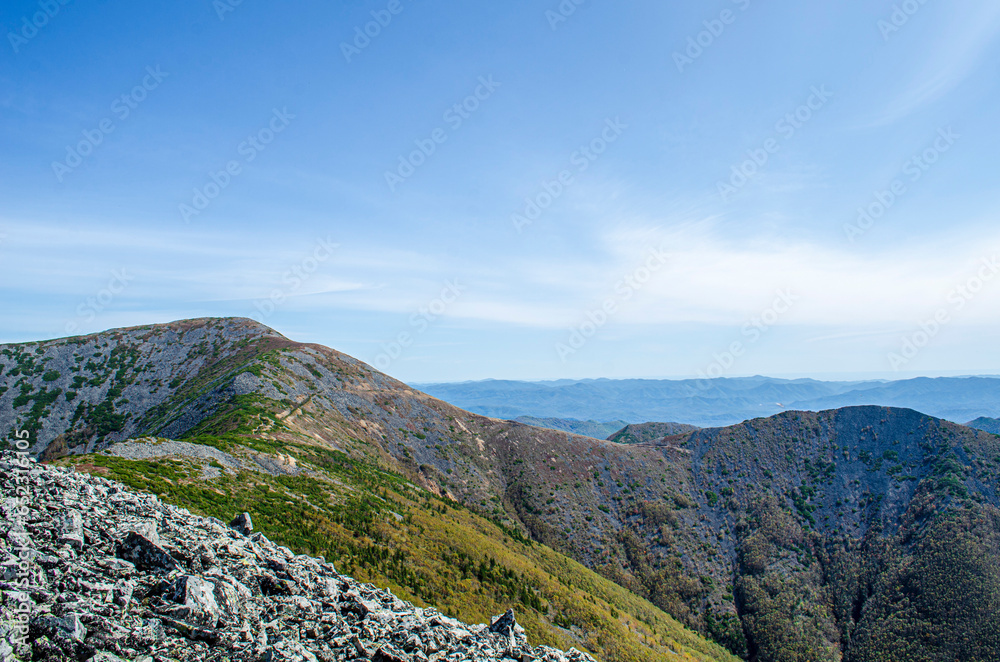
[0,453,594,662]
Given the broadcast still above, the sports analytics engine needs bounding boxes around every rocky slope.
[0,452,594,662]
[3,318,1000,661]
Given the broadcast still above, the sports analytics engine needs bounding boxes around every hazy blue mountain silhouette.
[414,376,1000,427]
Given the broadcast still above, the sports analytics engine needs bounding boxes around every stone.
[33,612,88,641]
[138,618,165,645]
[489,608,516,636]
[115,532,178,573]
[372,644,410,662]
[166,575,221,628]
[59,510,85,549]
[0,452,597,662]
[263,639,321,662]
[87,652,129,661]
[119,517,160,545]
[212,576,252,626]
[112,580,134,607]
[230,512,254,535]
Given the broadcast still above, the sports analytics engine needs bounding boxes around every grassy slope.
[60,447,737,662]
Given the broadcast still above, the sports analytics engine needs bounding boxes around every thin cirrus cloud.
[3,215,999,335]
[864,0,1000,127]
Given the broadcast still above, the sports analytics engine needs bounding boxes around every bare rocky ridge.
[0,453,595,662]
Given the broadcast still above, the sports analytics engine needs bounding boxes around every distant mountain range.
[414,376,1000,427]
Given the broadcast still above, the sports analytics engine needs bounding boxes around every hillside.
[606,421,700,444]
[968,416,1000,434]
[414,376,1000,426]
[3,318,1000,661]
[0,318,735,662]
[514,417,631,439]
[0,452,595,662]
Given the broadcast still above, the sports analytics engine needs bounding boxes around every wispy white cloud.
[5,216,999,333]
[865,0,1000,127]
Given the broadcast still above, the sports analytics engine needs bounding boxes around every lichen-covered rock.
[262,640,320,662]
[164,575,220,628]
[115,532,178,573]
[0,453,597,662]
[229,512,253,536]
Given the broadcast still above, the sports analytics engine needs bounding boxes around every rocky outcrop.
[0,453,595,662]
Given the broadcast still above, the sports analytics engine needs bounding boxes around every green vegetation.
[11,385,63,437]
[10,322,1000,662]
[64,446,736,662]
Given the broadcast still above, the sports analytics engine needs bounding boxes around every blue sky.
[2,0,999,382]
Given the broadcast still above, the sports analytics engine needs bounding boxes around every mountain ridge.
[3,317,1000,661]
[513,417,633,440]
[967,416,1000,434]
[0,317,736,662]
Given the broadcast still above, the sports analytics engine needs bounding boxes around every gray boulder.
[230,511,253,535]
[166,575,221,628]
[115,531,178,573]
